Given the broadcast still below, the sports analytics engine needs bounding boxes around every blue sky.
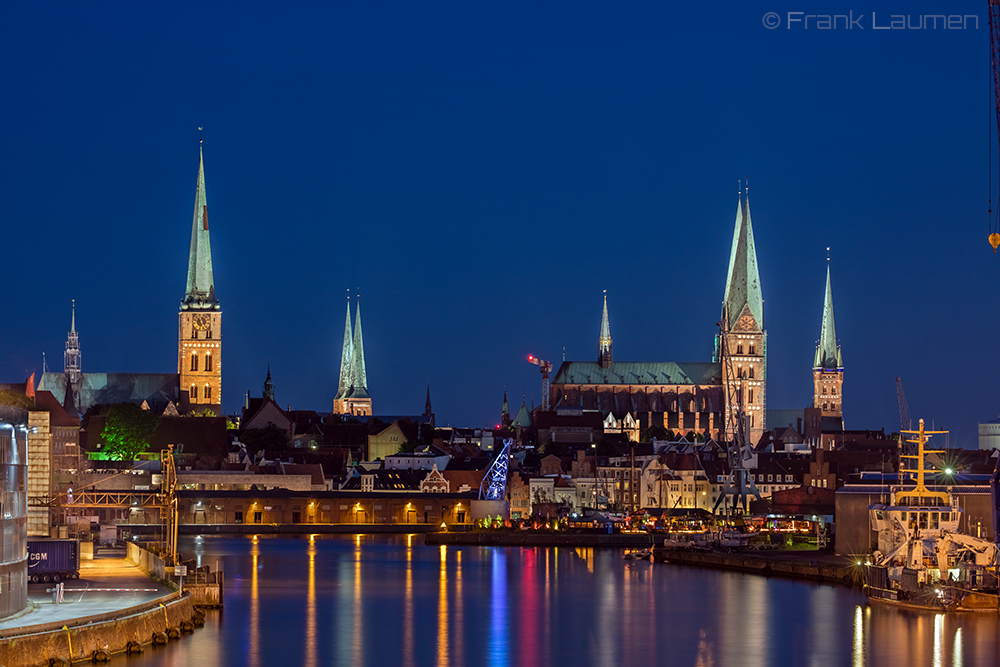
[1,1,995,445]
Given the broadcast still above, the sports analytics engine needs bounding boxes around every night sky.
[1,2,996,446]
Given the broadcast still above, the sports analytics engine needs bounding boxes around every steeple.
[336,297,354,400]
[64,299,81,383]
[181,142,219,311]
[722,192,763,331]
[425,384,432,415]
[814,263,842,370]
[350,298,369,399]
[501,389,510,427]
[263,365,275,401]
[598,290,613,368]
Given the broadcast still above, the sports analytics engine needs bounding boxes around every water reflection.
[305,535,316,667]
[403,535,414,667]
[437,545,448,667]
[487,550,508,667]
[139,536,1000,667]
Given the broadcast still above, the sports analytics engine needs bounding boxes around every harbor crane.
[527,355,553,411]
[989,0,1000,250]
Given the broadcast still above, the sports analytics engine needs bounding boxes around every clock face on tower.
[193,314,211,331]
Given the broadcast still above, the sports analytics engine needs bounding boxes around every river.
[122,534,1000,667]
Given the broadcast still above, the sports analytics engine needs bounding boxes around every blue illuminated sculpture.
[479,438,512,501]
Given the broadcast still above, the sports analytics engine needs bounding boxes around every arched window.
[191,385,198,400]
[205,353,213,372]
[190,353,198,372]
[204,385,212,400]
[737,344,743,354]
[749,367,754,379]
[749,389,754,403]
[749,344,755,355]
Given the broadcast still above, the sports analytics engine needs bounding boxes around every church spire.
[64,299,81,383]
[336,296,354,400]
[350,297,369,398]
[425,384,432,414]
[598,290,613,368]
[814,262,842,369]
[263,365,275,401]
[181,141,219,311]
[722,191,763,331]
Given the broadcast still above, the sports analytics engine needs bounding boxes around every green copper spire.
[349,298,369,399]
[598,290,612,368]
[181,142,219,311]
[814,263,842,369]
[336,297,354,400]
[722,193,763,330]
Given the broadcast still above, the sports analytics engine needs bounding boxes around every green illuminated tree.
[99,403,160,461]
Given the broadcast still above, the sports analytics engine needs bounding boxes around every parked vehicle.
[27,538,81,583]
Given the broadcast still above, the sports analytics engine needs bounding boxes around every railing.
[126,541,166,579]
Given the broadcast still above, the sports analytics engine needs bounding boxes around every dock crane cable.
[989,0,1000,251]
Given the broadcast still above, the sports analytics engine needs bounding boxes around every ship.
[863,420,1000,612]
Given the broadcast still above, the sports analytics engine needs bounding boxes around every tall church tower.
[64,300,81,384]
[720,190,766,445]
[333,296,372,416]
[178,141,222,413]
[598,290,613,368]
[813,261,843,419]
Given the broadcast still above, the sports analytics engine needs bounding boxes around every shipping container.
[27,538,80,583]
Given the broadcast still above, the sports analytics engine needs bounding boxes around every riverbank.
[426,531,654,547]
[178,523,441,535]
[653,545,859,588]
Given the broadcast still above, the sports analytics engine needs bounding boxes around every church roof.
[38,372,180,415]
[513,401,531,427]
[552,361,721,386]
[813,264,843,369]
[722,193,763,330]
[181,143,220,312]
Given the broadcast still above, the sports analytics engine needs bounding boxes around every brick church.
[548,190,845,446]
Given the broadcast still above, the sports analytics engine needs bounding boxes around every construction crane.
[989,0,1000,250]
[527,355,553,411]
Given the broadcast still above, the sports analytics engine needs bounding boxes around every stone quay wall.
[0,591,197,667]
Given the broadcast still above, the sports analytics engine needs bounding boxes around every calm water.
[121,534,1000,667]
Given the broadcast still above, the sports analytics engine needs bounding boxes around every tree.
[640,425,668,442]
[0,389,33,411]
[240,424,290,455]
[99,403,160,461]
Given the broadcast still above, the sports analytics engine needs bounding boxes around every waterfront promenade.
[0,551,173,632]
